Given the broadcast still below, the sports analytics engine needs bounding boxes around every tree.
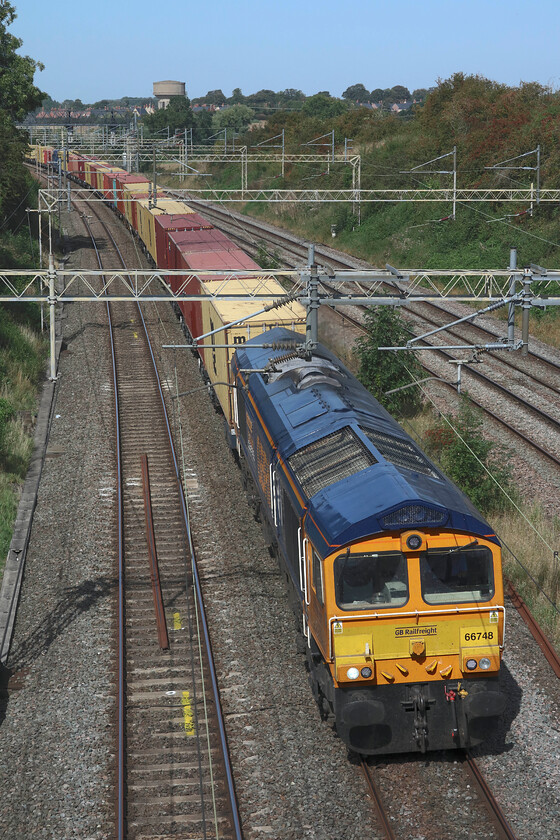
[391,85,411,101]
[212,104,254,131]
[412,88,429,101]
[355,307,423,417]
[0,2,45,221]
[302,93,348,118]
[143,95,194,135]
[279,88,305,101]
[230,87,245,104]
[342,83,369,101]
[193,109,212,143]
[0,2,44,121]
[204,89,226,105]
[370,88,384,102]
[248,89,276,102]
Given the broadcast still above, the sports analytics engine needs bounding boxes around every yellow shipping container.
[123,182,151,227]
[83,160,96,187]
[199,277,306,424]
[136,197,196,262]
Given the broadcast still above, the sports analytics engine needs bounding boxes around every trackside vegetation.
[0,2,46,576]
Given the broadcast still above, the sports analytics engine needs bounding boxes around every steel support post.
[453,146,457,219]
[48,253,58,380]
[537,144,541,205]
[508,248,517,345]
[521,272,532,356]
[304,245,319,353]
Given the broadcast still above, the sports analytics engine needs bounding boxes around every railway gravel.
[0,210,117,839]
[1,195,559,839]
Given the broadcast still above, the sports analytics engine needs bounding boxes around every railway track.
[21,166,556,840]
[362,751,519,840]
[79,204,242,839]
[179,198,560,471]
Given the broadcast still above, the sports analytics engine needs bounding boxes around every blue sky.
[12,0,560,103]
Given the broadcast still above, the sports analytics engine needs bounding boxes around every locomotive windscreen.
[419,546,494,604]
[334,551,409,610]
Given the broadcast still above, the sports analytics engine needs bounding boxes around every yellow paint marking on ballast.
[182,691,195,735]
[173,611,182,630]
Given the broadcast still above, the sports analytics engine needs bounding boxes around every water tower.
[153,81,186,110]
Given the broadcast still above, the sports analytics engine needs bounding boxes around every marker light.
[361,667,373,678]
[346,667,360,680]
[479,658,491,670]
[465,659,478,671]
[406,534,423,550]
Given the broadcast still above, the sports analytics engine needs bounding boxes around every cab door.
[305,541,329,659]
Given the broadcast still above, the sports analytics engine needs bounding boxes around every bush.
[355,306,423,417]
[0,398,14,458]
[424,397,518,515]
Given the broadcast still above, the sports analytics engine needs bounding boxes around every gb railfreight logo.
[395,626,437,637]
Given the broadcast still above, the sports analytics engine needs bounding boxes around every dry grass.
[404,408,560,649]
[492,507,560,649]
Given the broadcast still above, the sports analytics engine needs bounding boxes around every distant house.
[391,101,414,113]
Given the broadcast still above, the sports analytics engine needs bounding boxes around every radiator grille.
[381,504,448,528]
[289,427,377,498]
[362,428,439,478]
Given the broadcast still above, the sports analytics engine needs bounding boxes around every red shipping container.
[112,173,150,217]
[154,212,213,269]
[170,242,261,342]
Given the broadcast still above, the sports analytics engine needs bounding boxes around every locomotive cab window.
[420,545,494,604]
[334,551,408,610]
[312,548,324,605]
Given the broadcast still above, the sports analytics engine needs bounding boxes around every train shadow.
[0,575,115,730]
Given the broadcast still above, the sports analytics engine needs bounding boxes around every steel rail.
[186,198,560,377]
[78,212,127,840]
[360,758,397,840]
[506,580,560,677]
[95,207,244,840]
[140,454,170,650]
[463,752,519,840]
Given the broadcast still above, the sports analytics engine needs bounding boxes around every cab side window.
[312,549,324,605]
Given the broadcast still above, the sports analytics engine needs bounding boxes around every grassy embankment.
[0,202,46,579]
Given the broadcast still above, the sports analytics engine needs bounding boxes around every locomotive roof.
[233,327,497,556]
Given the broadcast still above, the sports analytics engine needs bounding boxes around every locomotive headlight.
[361,667,373,678]
[346,667,360,680]
[479,657,491,670]
[465,658,478,670]
[406,533,423,550]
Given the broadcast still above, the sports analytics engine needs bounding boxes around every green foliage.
[0,473,18,571]
[423,398,518,515]
[342,83,370,101]
[143,96,194,135]
[0,4,44,221]
[212,104,255,132]
[0,2,44,121]
[302,94,349,119]
[0,398,14,457]
[355,307,423,417]
[255,242,280,269]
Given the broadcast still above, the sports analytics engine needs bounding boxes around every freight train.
[29,144,506,754]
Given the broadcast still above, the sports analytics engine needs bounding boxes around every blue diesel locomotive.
[231,327,505,754]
